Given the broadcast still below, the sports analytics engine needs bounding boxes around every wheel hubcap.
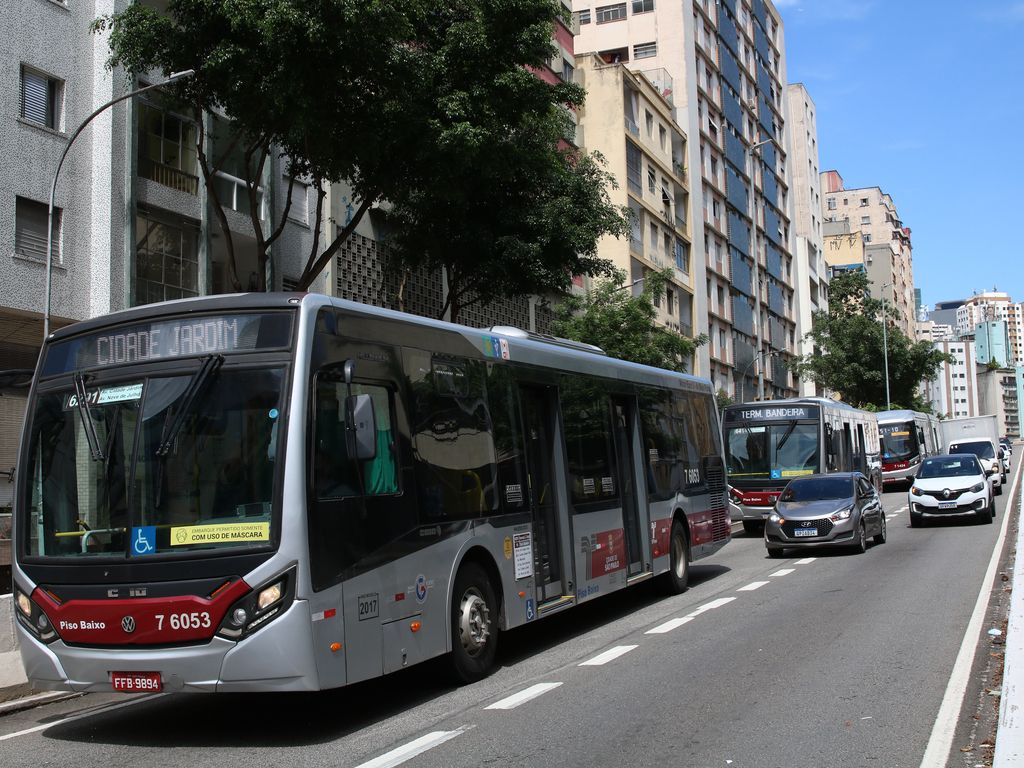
[458,588,491,657]
[672,533,687,579]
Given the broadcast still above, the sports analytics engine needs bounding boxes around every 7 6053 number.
[156,611,212,631]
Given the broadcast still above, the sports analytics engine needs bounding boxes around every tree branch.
[296,195,374,290]
[194,106,240,291]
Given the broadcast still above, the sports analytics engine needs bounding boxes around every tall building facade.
[820,171,915,337]
[784,83,827,396]
[574,56,697,360]
[977,368,1020,440]
[923,340,979,419]
[573,0,797,401]
[975,320,1012,369]
[0,0,317,511]
[956,291,1024,364]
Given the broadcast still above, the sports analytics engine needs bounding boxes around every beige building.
[820,171,915,337]
[574,56,696,352]
[977,368,1020,439]
[956,291,1024,364]
[573,0,797,401]
[822,218,866,275]
[923,340,979,419]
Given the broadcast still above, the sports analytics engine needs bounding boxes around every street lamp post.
[43,69,195,339]
[740,348,777,403]
[881,281,892,410]
[745,136,776,401]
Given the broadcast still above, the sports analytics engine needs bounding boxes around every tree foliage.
[789,271,949,410]
[550,268,708,373]
[95,0,626,312]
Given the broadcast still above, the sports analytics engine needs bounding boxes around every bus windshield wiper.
[774,421,798,455]
[155,354,224,457]
[73,372,105,462]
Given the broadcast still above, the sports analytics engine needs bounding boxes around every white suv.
[910,454,993,527]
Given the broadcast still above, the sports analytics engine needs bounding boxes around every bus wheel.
[664,518,690,594]
[450,562,498,683]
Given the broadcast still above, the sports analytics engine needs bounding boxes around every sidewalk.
[0,594,74,713]
[996,481,1024,765]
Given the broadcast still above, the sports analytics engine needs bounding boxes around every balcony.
[625,118,640,136]
[139,157,199,195]
[214,170,267,220]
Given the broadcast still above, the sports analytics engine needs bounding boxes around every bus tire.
[450,562,498,683]
[664,518,690,594]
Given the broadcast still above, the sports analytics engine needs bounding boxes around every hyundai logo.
[121,616,136,634]
[801,521,814,527]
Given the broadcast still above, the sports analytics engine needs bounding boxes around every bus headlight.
[216,567,295,641]
[13,589,58,644]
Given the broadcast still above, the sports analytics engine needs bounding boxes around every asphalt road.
[0,460,1018,768]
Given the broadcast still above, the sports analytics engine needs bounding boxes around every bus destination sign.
[42,312,293,376]
[723,404,819,423]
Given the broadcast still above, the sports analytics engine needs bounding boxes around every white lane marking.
[794,557,816,565]
[645,616,695,635]
[768,569,795,577]
[920,455,1021,768]
[485,683,562,710]
[688,597,737,616]
[579,645,638,666]
[737,581,769,592]
[354,728,467,768]
[0,693,167,741]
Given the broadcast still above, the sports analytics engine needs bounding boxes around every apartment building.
[574,56,697,361]
[975,320,1012,369]
[784,83,827,396]
[574,0,797,400]
[976,368,1021,440]
[915,318,955,344]
[820,171,915,338]
[956,291,1024,364]
[923,340,979,419]
[0,0,316,510]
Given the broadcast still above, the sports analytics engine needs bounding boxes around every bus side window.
[561,380,620,508]
[638,390,678,501]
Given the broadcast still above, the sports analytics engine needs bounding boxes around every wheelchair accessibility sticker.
[132,526,156,556]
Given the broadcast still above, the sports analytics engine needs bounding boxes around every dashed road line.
[485,683,562,710]
[579,645,638,666]
[737,581,769,591]
[794,557,816,565]
[768,568,795,577]
[645,616,695,635]
[689,597,737,615]
[353,728,469,768]
[0,694,167,741]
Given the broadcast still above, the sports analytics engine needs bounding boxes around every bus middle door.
[612,397,647,576]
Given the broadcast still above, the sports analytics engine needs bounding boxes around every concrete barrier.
[0,594,28,689]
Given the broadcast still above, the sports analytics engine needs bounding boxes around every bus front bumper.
[15,599,320,694]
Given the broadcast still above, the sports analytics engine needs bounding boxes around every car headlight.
[769,512,783,524]
[910,486,923,496]
[970,482,985,493]
[830,506,853,522]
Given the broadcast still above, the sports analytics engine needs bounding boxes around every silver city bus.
[13,293,729,693]
[722,398,882,533]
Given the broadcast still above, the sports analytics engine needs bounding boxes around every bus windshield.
[724,422,819,480]
[880,422,918,461]
[23,367,284,559]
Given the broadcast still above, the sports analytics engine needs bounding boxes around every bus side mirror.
[345,394,377,461]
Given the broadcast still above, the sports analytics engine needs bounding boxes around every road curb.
[0,690,81,717]
[995,465,1024,765]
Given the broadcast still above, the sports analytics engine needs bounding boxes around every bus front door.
[612,398,646,576]
[519,385,566,604]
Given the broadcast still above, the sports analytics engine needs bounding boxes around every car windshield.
[779,476,855,502]
[918,456,982,478]
[880,422,918,461]
[23,367,285,559]
[725,422,820,479]
[948,441,995,460]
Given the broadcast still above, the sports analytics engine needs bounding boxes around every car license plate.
[111,671,162,692]
[938,501,957,510]
[793,528,817,537]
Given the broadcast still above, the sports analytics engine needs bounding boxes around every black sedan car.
[764,472,886,558]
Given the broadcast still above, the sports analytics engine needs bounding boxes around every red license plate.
[111,671,162,692]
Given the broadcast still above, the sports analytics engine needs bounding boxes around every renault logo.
[121,616,136,634]
[943,489,951,499]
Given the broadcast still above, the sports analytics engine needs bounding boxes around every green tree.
[715,388,734,410]
[789,271,948,409]
[95,0,626,310]
[550,268,708,373]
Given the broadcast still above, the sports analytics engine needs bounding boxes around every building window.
[578,9,592,24]
[634,41,657,59]
[648,165,656,193]
[596,3,627,23]
[827,198,836,210]
[20,65,61,130]
[666,288,675,315]
[862,233,872,243]
[675,239,690,272]
[15,196,60,262]
[860,215,870,225]
[138,100,199,194]
[633,0,654,12]
[287,178,309,224]
[562,59,575,82]
[135,210,199,306]
[645,109,654,136]
[860,197,869,206]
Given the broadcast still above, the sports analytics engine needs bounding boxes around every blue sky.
[776,0,1024,309]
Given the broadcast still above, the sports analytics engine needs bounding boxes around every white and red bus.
[876,409,941,488]
[12,293,729,693]
[722,398,881,533]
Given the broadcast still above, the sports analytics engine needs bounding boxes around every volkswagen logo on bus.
[121,616,136,634]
